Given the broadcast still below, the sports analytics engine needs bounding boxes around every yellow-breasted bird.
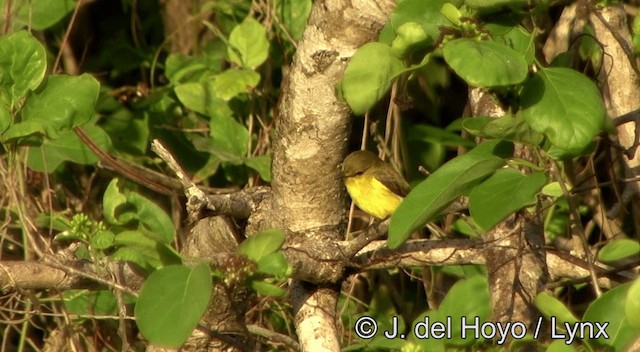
[342,150,411,219]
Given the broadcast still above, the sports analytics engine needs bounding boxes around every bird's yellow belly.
[345,175,403,219]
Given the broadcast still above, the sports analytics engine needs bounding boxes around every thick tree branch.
[268,0,395,350]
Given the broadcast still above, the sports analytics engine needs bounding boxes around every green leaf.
[174,82,216,115]
[390,0,450,47]
[534,292,579,326]
[0,106,10,132]
[432,276,491,346]
[102,179,175,244]
[135,264,212,348]
[546,340,578,352]
[211,69,260,101]
[462,115,543,145]
[237,228,285,262]
[90,230,115,250]
[111,230,181,270]
[251,280,286,298]
[63,289,118,317]
[209,108,250,158]
[165,51,224,84]
[597,239,640,263]
[0,30,46,108]
[391,22,428,58]
[17,0,75,30]
[126,191,176,244]
[257,252,291,277]
[520,67,605,154]
[275,0,312,41]
[27,122,112,172]
[340,42,404,115]
[389,140,512,249]
[443,38,528,87]
[244,154,272,181]
[487,24,535,65]
[583,283,637,351]
[228,17,269,69]
[469,169,546,230]
[4,74,100,141]
[625,278,640,330]
[465,0,527,11]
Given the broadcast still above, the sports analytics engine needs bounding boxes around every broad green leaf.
[251,280,286,298]
[462,115,543,145]
[520,67,605,154]
[5,74,99,141]
[165,50,224,84]
[189,133,244,164]
[469,169,546,230]
[211,69,260,101]
[122,191,175,244]
[625,278,640,330]
[275,0,312,41]
[257,252,291,277]
[534,292,579,326]
[209,108,250,158]
[410,311,444,351]
[340,43,404,115]
[541,182,570,198]
[440,3,462,26]
[102,179,175,244]
[406,124,475,148]
[443,38,528,87]
[174,82,216,115]
[135,264,212,348]
[390,0,451,47]
[63,290,118,317]
[27,122,112,172]
[244,154,272,181]
[583,283,637,351]
[111,230,181,270]
[597,239,640,263]
[391,22,427,58]
[389,140,513,249]
[90,230,115,250]
[487,24,535,64]
[435,276,491,346]
[0,30,46,108]
[237,228,285,262]
[465,0,527,10]
[17,0,75,30]
[228,17,269,69]
[103,179,128,226]
[546,340,578,352]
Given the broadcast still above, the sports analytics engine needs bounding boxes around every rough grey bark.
[268,0,394,350]
[591,5,640,228]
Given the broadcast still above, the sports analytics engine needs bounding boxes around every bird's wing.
[374,166,411,197]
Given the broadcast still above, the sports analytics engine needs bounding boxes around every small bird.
[342,150,410,219]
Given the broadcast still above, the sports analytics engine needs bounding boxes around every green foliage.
[103,179,175,244]
[443,38,528,87]
[389,140,512,248]
[339,42,404,115]
[519,67,605,156]
[238,228,291,297]
[135,264,212,347]
[469,169,546,230]
[0,0,638,351]
[583,283,639,351]
[597,239,640,263]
